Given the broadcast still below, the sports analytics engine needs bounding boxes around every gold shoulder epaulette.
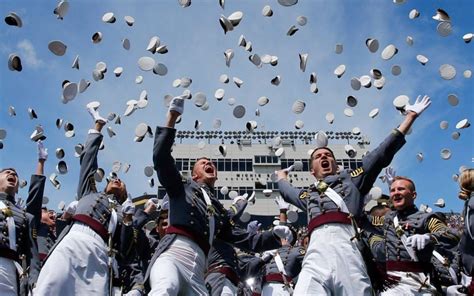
[350,167,364,178]
[371,216,385,226]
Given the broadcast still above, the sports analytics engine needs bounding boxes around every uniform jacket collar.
[0,192,15,203]
[395,205,418,218]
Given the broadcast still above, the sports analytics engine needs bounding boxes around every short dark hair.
[0,167,17,174]
[309,147,336,170]
[192,157,211,174]
[391,176,416,192]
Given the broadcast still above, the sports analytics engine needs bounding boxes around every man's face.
[192,158,217,186]
[41,209,56,227]
[390,179,416,211]
[156,211,169,239]
[0,169,19,196]
[310,148,337,179]
[105,177,127,203]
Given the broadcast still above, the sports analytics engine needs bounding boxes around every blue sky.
[0,0,472,212]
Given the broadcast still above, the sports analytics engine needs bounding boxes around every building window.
[232,159,239,171]
[225,159,232,171]
[255,155,280,164]
[303,159,310,171]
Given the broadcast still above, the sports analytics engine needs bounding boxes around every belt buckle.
[395,225,405,237]
[316,181,329,193]
[2,207,13,217]
[207,205,215,216]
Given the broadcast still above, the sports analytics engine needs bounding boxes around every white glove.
[145,198,161,213]
[232,194,247,205]
[87,106,107,124]
[37,140,48,160]
[124,289,143,296]
[405,95,431,115]
[275,196,289,210]
[380,166,396,185]
[247,220,261,234]
[406,234,431,250]
[168,96,184,115]
[261,249,277,262]
[65,200,79,215]
[122,198,136,215]
[246,191,256,204]
[273,225,293,242]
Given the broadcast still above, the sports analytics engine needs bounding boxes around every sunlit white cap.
[124,15,135,26]
[432,8,450,22]
[440,148,451,160]
[325,112,335,124]
[315,131,328,148]
[439,64,456,80]
[102,12,116,23]
[381,44,398,60]
[53,1,69,20]
[334,64,346,78]
[455,119,470,129]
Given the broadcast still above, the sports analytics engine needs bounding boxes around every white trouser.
[262,282,291,296]
[34,222,109,296]
[112,286,122,296]
[380,271,436,296]
[294,223,372,295]
[0,257,18,296]
[446,285,468,296]
[149,235,208,296]
[221,277,237,296]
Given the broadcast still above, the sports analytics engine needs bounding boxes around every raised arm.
[276,171,307,211]
[26,140,47,228]
[275,195,290,225]
[397,95,431,135]
[153,97,185,196]
[223,225,282,253]
[77,106,107,199]
[352,95,431,196]
[228,193,251,222]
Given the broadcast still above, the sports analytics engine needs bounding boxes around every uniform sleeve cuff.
[88,129,100,134]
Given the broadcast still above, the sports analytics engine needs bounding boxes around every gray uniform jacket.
[44,132,134,274]
[207,199,250,276]
[369,206,459,267]
[278,130,406,222]
[205,199,276,295]
[36,223,56,263]
[146,126,281,284]
[263,245,305,284]
[360,214,386,262]
[1,174,43,294]
[460,196,474,275]
[117,209,153,294]
[25,174,56,265]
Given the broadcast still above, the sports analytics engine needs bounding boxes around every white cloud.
[17,39,43,69]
